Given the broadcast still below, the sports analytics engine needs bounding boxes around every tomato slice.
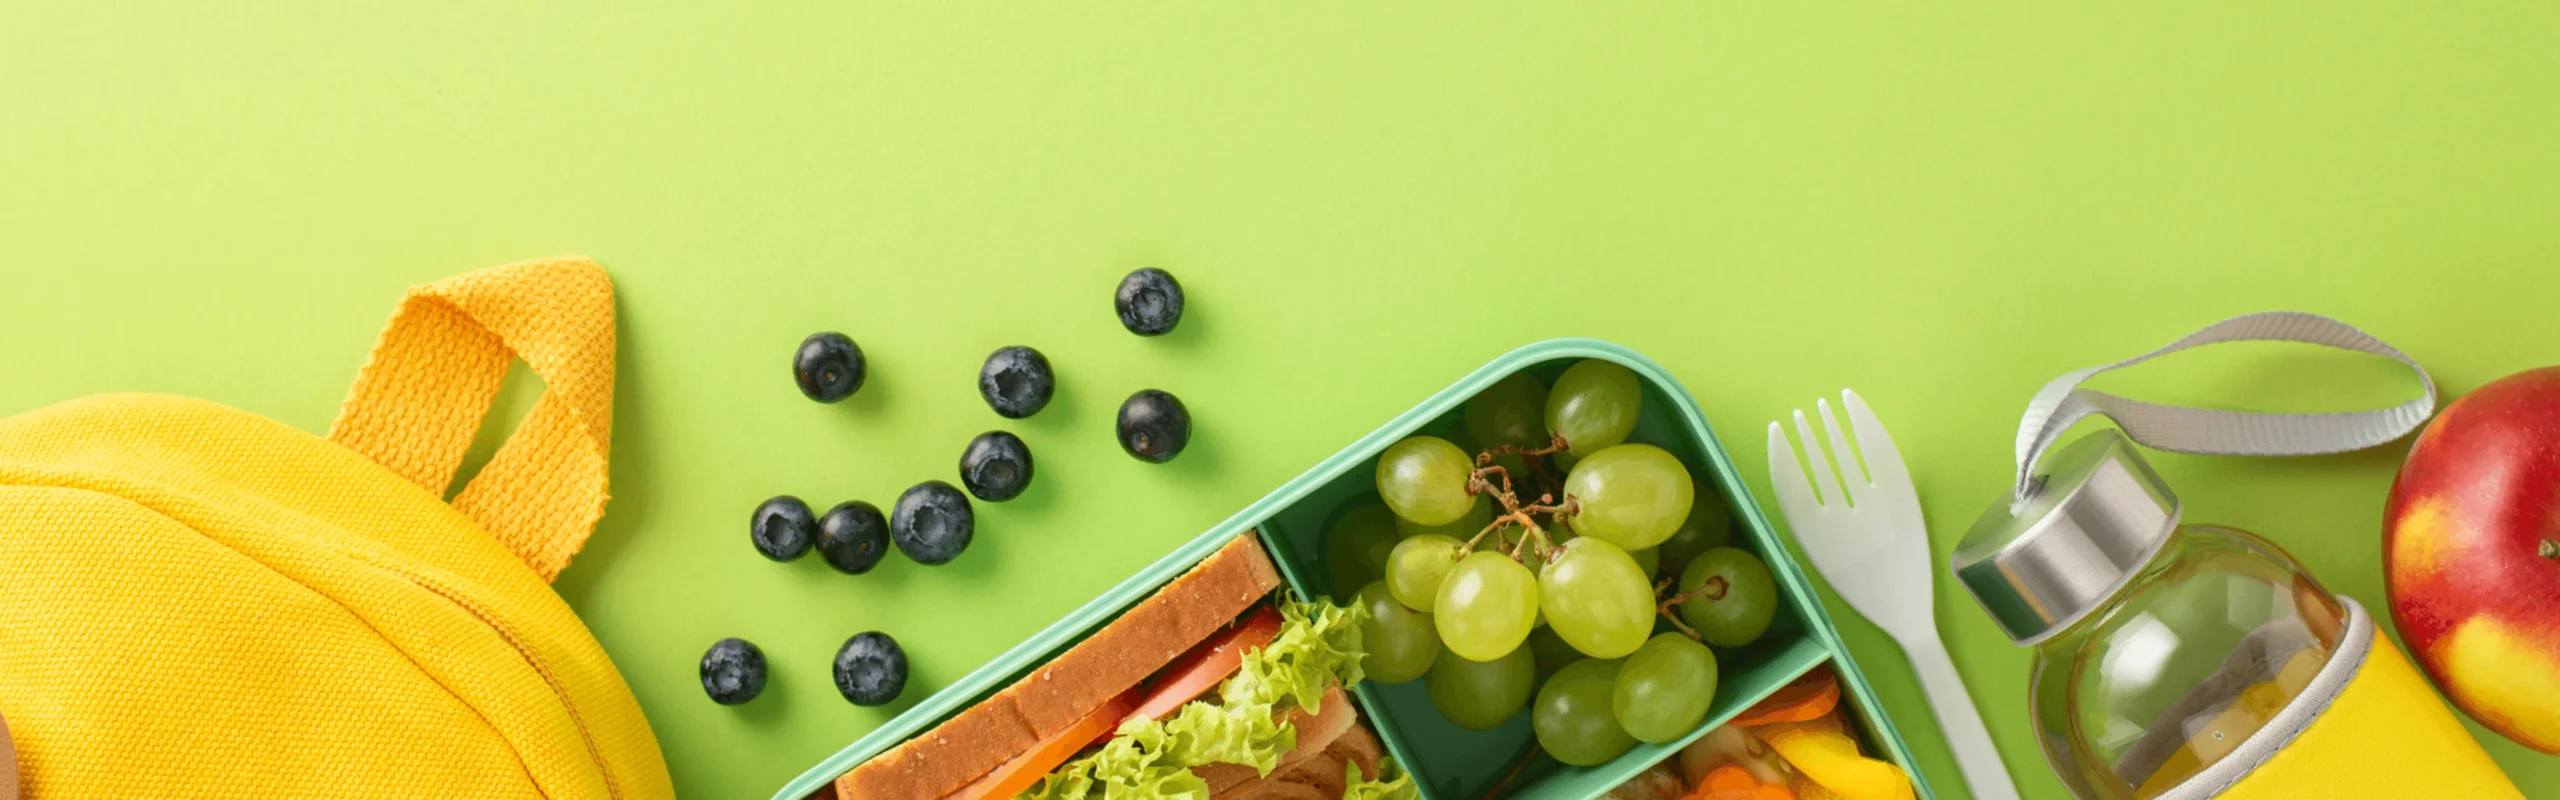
[1122,605,1285,725]
[948,606,1284,799]
[948,688,1141,800]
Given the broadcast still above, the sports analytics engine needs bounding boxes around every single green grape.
[1533,657,1638,766]
[1426,644,1534,731]
[1563,443,1695,550]
[1525,626,1581,677]
[1545,360,1641,456]
[1376,436,1476,526]
[1386,534,1467,612]
[1536,537,1656,659]
[1358,580,1440,684]
[1397,492,1494,541]
[1466,372,1552,451]
[1676,547,1778,648]
[1655,482,1733,580]
[1323,504,1403,603]
[1613,633,1718,743]
[1629,546,1661,582]
[1434,551,1541,662]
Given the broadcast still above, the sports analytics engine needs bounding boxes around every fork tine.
[1842,389,1914,493]
[1766,420,1823,516]
[1817,397,1867,509]
[1792,408,1845,509]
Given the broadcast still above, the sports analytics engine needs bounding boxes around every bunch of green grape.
[1325,358,1786,757]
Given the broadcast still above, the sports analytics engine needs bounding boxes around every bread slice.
[836,533,1282,800]
[1006,533,1283,736]
[1280,751,1348,799]
[1328,724,1383,784]
[1198,685,1359,797]
[833,692,1037,800]
[1281,723,1384,798]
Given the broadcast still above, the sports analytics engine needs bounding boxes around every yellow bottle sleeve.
[2211,602,2518,800]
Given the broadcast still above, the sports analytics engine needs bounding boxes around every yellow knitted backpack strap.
[329,256,616,580]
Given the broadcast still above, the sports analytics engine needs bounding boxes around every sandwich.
[832,533,1417,800]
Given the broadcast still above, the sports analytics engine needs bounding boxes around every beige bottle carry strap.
[2012,311,2438,502]
[328,257,618,581]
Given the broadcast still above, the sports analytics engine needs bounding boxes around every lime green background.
[5,3,2557,798]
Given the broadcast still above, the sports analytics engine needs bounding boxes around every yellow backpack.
[0,258,672,799]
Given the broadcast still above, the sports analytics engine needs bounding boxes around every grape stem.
[1463,434,1578,563]
[1653,575,1729,644]
[1475,740,1545,800]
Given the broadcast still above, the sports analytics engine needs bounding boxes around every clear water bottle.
[1955,312,2520,799]
[1953,431,2350,798]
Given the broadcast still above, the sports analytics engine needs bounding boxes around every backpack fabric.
[0,258,672,799]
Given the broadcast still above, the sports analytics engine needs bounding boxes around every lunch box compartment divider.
[773,339,1935,800]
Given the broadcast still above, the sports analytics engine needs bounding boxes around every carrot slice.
[1706,765,1762,791]
[1122,605,1285,725]
[948,689,1141,800]
[1731,670,1839,727]
[1685,764,1798,800]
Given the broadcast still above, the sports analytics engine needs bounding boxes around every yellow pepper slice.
[1757,723,1914,800]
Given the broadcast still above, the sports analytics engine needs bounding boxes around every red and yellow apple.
[2385,366,2560,754]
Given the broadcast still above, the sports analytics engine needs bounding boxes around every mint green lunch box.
[772,339,1935,800]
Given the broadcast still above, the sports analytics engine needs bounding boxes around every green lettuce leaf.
[1218,597,1367,714]
[1341,756,1421,800]
[1019,597,1369,800]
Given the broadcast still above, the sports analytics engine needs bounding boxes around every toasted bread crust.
[836,691,1036,800]
[1007,533,1282,736]
[837,533,1282,800]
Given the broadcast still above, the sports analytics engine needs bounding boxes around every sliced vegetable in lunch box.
[774,339,1934,800]
[1605,664,1913,800]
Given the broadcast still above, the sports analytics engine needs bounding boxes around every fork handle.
[1902,634,2020,800]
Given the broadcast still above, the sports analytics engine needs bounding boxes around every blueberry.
[1116,389,1190,463]
[1114,268,1184,336]
[700,638,767,705]
[750,496,817,561]
[978,346,1056,419]
[816,501,890,574]
[834,631,909,707]
[959,431,1035,502]
[794,332,867,403]
[891,481,974,565]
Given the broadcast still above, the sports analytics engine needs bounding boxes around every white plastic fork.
[1767,390,2018,800]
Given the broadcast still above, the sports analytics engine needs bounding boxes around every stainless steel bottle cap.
[1953,430,2182,645]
